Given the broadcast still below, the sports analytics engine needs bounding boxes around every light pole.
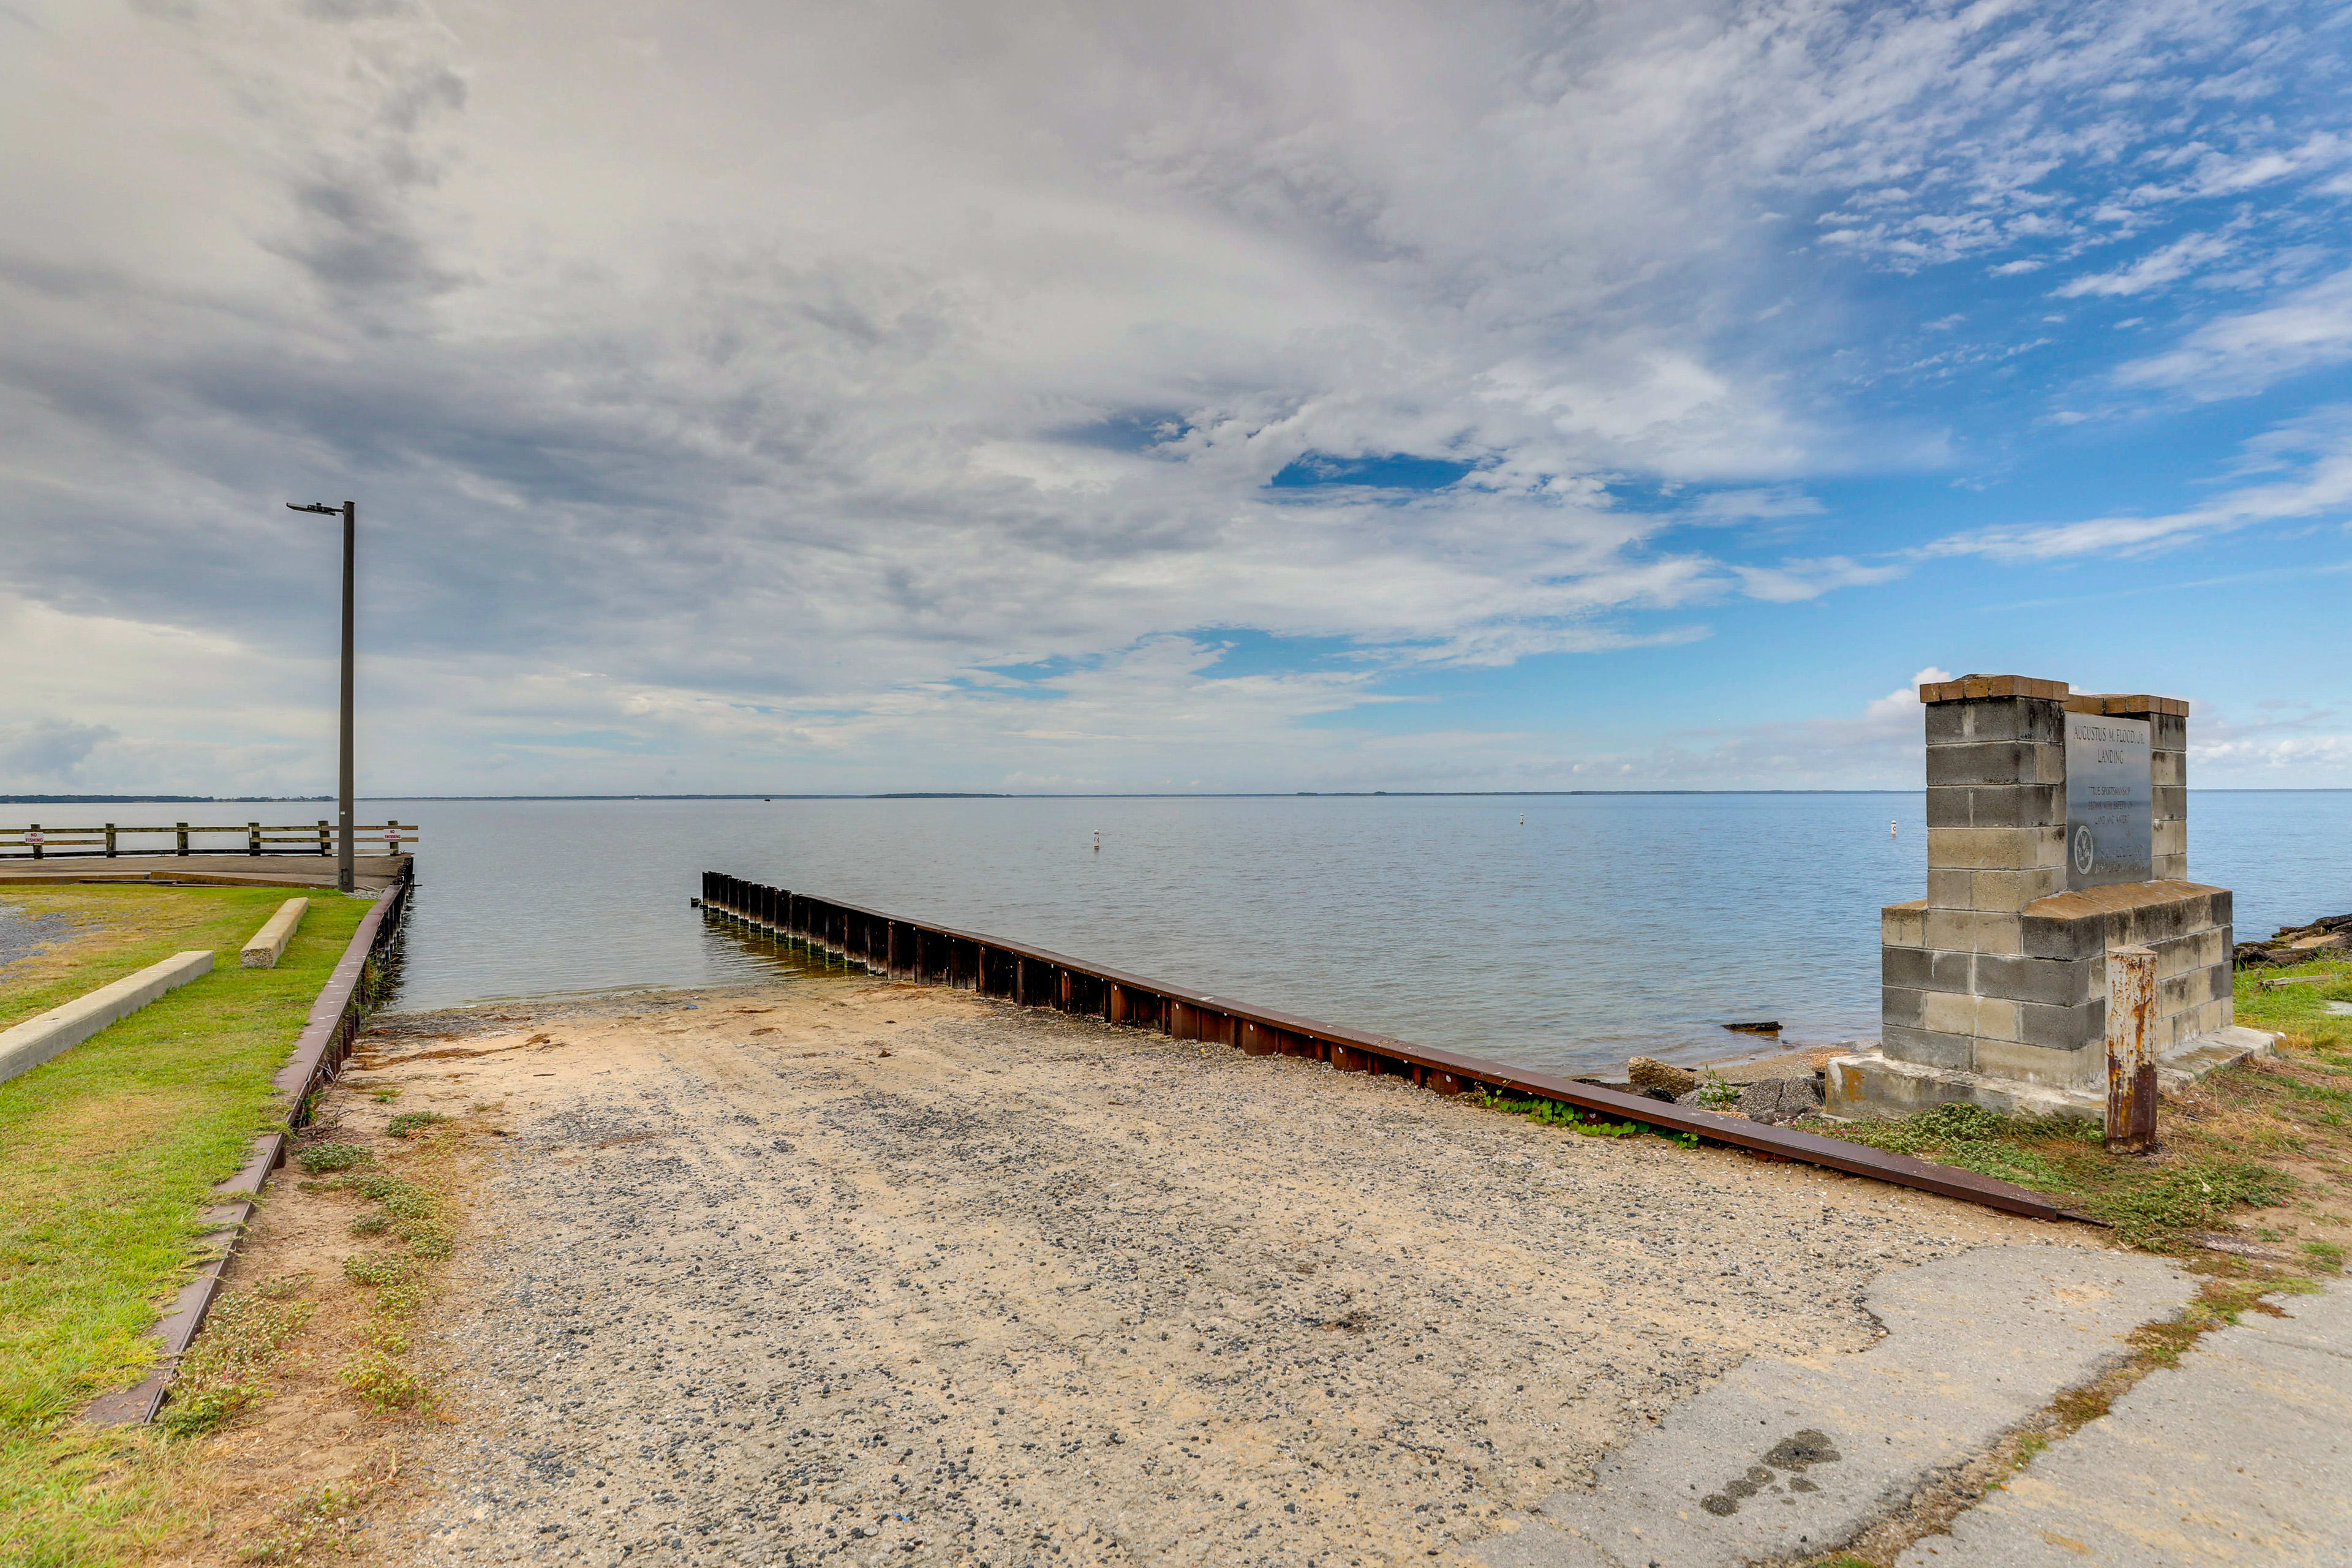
[288,499,356,892]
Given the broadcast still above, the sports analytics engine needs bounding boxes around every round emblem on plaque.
[2071,823,2095,876]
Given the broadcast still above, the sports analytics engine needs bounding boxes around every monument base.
[1823,1025,2275,1123]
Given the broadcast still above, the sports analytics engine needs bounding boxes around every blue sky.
[0,0,2347,794]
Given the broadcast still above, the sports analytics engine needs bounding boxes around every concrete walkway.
[0,853,408,892]
[1894,1280,2352,1566]
[1468,1249,2196,1568]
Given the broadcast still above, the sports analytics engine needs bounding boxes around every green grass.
[2234,959,2352,1049]
[1469,1088,1696,1146]
[0,884,371,1566]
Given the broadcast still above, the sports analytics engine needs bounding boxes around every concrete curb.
[0,949,214,1086]
[240,897,309,968]
[81,865,414,1427]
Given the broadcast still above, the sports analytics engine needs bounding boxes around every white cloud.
[1732,556,1906,603]
[2053,230,2239,299]
[1919,407,2352,562]
[2115,266,2352,399]
[1684,487,1826,522]
[0,0,2342,791]
[1863,668,1953,725]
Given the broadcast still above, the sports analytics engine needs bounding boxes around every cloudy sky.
[2,0,2347,796]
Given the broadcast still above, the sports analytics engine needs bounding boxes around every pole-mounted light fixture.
[288,500,357,892]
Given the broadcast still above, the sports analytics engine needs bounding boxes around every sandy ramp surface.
[353,974,2082,1567]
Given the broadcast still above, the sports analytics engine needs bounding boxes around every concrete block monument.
[1827,674,2274,1120]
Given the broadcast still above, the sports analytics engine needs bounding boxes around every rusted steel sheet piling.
[696,873,2089,1224]
[2105,944,2159,1153]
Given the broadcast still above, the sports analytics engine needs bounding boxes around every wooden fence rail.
[1,821,418,860]
[697,870,2098,1226]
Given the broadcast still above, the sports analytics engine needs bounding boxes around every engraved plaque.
[2065,713,2152,888]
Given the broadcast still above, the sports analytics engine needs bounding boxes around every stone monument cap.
[2064,692,2190,717]
[1918,674,2070,704]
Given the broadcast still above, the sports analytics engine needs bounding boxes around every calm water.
[17,793,2351,1077]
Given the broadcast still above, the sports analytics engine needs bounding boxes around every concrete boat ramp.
[1477,1254,2351,1567]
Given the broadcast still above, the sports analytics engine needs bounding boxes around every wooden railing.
[1,821,418,860]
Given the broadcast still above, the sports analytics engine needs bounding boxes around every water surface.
[13,792,2347,1077]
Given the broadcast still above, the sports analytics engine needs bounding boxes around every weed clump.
[1692,1072,1741,1111]
[2083,1159,2295,1251]
[383,1110,443,1139]
[341,1254,406,1288]
[293,1142,371,1175]
[333,1171,458,1257]
[337,1350,429,1412]
[157,1276,314,1437]
[1831,1102,2091,1191]
[1469,1089,1658,1141]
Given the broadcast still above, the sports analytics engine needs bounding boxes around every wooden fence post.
[105,823,116,858]
[27,823,39,861]
[2105,944,2158,1153]
[248,821,262,857]
[176,822,189,856]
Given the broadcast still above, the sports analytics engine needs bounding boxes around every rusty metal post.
[2105,943,2158,1152]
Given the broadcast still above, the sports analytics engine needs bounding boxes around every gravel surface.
[355,973,2089,1567]
[0,900,74,974]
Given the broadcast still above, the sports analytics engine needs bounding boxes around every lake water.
[12,793,2350,1077]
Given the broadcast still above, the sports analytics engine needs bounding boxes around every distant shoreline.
[5,788,2346,804]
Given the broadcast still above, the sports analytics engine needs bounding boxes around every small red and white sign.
[23,831,43,845]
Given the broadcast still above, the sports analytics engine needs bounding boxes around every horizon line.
[5,787,2348,804]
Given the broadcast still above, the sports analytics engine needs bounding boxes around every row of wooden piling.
[695,870,2094,1224]
[698,872,1476,1088]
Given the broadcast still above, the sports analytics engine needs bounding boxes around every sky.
[1,0,2348,796]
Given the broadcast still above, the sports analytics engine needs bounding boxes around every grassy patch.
[383,1109,443,1139]
[0,884,370,1564]
[320,1138,461,1415]
[1820,1102,2296,1250]
[2237,959,2352,1051]
[0,885,313,1031]
[1796,959,2352,1257]
[154,1276,315,1439]
[293,1142,372,1175]
[1468,1088,1697,1147]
